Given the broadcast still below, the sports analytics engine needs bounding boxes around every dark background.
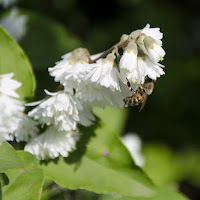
[2,0,200,199]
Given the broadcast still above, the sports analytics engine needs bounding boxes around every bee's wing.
[139,94,148,112]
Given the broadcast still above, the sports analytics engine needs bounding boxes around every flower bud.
[69,48,90,64]
[136,33,146,45]
[126,41,138,54]
[119,41,138,72]
[130,30,142,41]
[143,36,165,62]
[104,53,116,63]
[120,34,129,42]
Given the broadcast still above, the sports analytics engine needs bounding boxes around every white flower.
[49,50,91,94]
[77,73,133,109]
[0,8,28,41]
[76,83,110,106]
[142,24,163,46]
[119,51,137,72]
[13,114,38,142]
[0,73,21,98]
[0,111,38,144]
[146,44,165,63]
[122,133,145,167]
[107,89,129,108]
[143,57,165,80]
[139,36,165,63]
[145,42,165,63]
[0,96,15,143]
[0,0,17,8]
[120,57,147,84]
[78,104,95,127]
[75,53,126,108]
[24,126,79,160]
[48,52,74,93]
[120,55,164,84]
[76,82,123,108]
[0,75,25,142]
[60,62,92,93]
[86,58,121,91]
[119,41,138,73]
[0,73,38,144]
[28,91,83,132]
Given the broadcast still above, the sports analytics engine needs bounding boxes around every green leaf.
[0,142,24,172]
[142,143,181,185]
[93,106,128,135]
[41,122,156,198]
[40,187,52,200]
[176,149,200,187]
[0,26,36,102]
[0,173,9,187]
[19,10,82,100]
[99,187,189,200]
[0,143,44,200]
[40,178,54,200]
[0,181,2,200]
[2,151,44,200]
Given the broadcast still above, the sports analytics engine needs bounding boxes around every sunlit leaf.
[2,151,44,200]
[93,106,128,135]
[0,26,36,102]
[142,143,181,185]
[0,142,23,172]
[42,122,156,198]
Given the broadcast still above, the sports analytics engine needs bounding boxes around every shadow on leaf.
[40,116,101,168]
[64,116,101,165]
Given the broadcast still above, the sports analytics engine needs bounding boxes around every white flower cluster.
[25,126,79,160]
[120,24,165,85]
[25,24,165,160]
[0,73,38,144]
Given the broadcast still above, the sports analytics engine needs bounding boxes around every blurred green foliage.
[1,0,200,199]
[93,106,129,135]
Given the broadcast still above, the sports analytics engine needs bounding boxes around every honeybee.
[123,76,154,112]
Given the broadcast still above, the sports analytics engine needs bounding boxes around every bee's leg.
[123,98,126,108]
[139,84,146,93]
[123,98,129,108]
[126,78,135,93]
[73,88,76,95]
[139,85,145,92]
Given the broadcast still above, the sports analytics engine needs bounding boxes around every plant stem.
[89,40,129,63]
